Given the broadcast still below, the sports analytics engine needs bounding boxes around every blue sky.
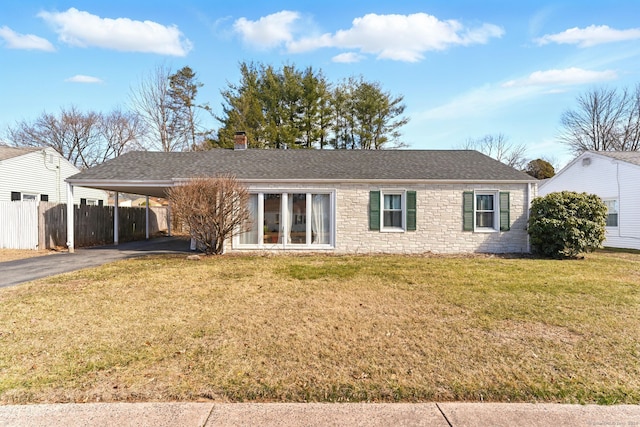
[2,1,640,168]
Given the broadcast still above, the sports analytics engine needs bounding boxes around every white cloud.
[65,75,103,84]
[288,13,504,62]
[536,25,640,47]
[233,10,300,49]
[420,67,618,122]
[38,8,191,56]
[233,11,503,62]
[332,52,365,63]
[502,68,617,87]
[0,26,55,51]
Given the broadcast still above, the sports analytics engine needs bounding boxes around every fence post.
[145,195,150,239]
[66,183,74,253]
[114,192,119,245]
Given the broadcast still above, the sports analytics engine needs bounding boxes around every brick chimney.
[234,131,247,150]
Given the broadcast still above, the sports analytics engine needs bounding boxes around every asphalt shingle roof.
[594,150,640,167]
[68,149,534,183]
[0,145,40,161]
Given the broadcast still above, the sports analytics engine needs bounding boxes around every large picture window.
[237,191,334,249]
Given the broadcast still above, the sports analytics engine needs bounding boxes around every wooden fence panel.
[39,202,67,249]
[0,201,39,249]
[36,203,170,249]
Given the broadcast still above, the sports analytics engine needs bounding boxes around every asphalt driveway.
[0,237,192,288]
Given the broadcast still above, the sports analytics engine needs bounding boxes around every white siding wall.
[0,201,38,249]
[539,153,640,250]
[232,182,531,254]
[609,161,640,250]
[0,148,107,205]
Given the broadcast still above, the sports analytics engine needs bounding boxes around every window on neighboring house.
[40,194,49,202]
[22,193,38,202]
[604,199,618,227]
[11,191,21,201]
[369,190,417,232]
[463,191,510,232]
[237,192,334,248]
[80,198,98,206]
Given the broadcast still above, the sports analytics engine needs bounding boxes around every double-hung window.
[369,190,417,232]
[383,193,403,230]
[475,193,496,229]
[604,199,618,227]
[463,191,510,232]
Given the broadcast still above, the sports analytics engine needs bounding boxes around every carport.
[64,178,175,252]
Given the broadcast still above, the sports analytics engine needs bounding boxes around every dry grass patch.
[0,249,54,263]
[0,252,639,404]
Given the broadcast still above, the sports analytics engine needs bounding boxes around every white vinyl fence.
[0,201,39,249]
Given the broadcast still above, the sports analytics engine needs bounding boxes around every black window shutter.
[369,191,380,231]
[406,191,416,231]
[499,192,510,231]
[11,192,21,201]
[40,194,49,202]
[463,191,474,231]
[80,198,87,206]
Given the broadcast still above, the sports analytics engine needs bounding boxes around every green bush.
[528,191,607,258]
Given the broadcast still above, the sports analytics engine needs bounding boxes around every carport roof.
[66,149,535,198]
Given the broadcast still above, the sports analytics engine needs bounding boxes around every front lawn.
[0,252,638,404]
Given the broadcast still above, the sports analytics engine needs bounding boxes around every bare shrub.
[168,175,251,254]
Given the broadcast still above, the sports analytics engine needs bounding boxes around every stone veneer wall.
[235,182,534,254]
[335,183,531,254]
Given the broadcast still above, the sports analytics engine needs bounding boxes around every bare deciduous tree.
[130,64,185,152]
[98,109,146,162]
[130,64,209,152]
[167,175,251,255]
[7,106,109,169]
[560,85,640,154]
[461,133,528,169]
[6,106,144,169]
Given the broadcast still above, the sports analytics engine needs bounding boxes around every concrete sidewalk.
[0,402,638,427]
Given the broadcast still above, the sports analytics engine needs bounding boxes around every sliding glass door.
[237,191,333,249]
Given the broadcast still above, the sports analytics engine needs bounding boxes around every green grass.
[0,252,639,404]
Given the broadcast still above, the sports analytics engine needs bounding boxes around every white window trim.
[380,190,406,232]
[603,198,619,228]
[474,190,499,233]
[234,189,336,250]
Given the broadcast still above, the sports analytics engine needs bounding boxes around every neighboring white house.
[539,151,640,250]
[0,145,107,205]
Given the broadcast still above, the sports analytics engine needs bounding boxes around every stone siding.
[335,183,530,254]
[232,182,532,254]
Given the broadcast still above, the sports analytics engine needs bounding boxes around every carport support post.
[66,183,74,253]
[167,201,172,237]
[114,192,119,245]
[145,195,150,240]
